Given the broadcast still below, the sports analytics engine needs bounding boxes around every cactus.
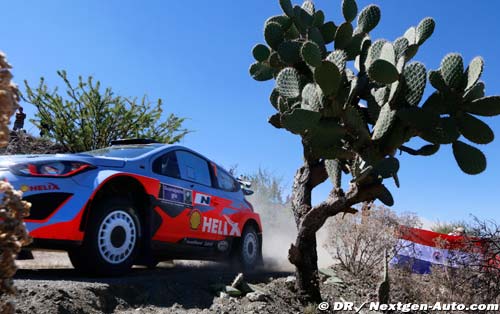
[250,0,500,302]
[252,44,271,62]
[357,5,380,34]
[440,53,464,90]
[301,41,322,67]
[452,140,486,175]
[314,61,341,96]
[335,22,354,50]
[416,17,435,45]
[342,0,358,23]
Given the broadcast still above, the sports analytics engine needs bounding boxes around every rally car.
[0,139,262,275]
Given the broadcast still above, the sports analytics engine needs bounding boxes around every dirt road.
[11,252,295,314]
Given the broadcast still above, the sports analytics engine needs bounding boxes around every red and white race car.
[0,139,262,275]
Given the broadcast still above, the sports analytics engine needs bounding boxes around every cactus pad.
[463,82,485,103]
[268,113,282,129]
[416,17,435,45]
[302,0,315,15]
[278,40,302,65]
[266,15,293,30]
[394,37,409,59]
[421,92,449,114]
[279,0,294,17]
[301,41,322,67]
[334,22,354,50]
[357,5,381,34]
[313,10,325,27]
[375,157,400,179]
[276,67,302,98]
[326,50,348,72]
[265,22,284,50]
[281,108,321,134]
[365,39,387,68]
[380,42,396,65]
[452,140,486,175]
[270,88,280,110]
[403,26,416,45]
[420,117,460,144]
[345,105,371,141]
[314,61,341,96]
[403,62,427,106]
[372,103,396,140]
[252,44,271,62]
[342,0,358,23]
[464,57,484,91]
[320,22,337,44]
[463,96,500,117]
[249,62,274,81]
[457,113,494,144]
[428,70,448,92]
[368,59,399,84]
[325,159,342,188]
[377,185,394,206]
[440,53,464,90]
[415,144,440,156]
[301,83,325,111]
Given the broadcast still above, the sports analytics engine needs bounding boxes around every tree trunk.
[287,160,385,303]
[287,161,323,303]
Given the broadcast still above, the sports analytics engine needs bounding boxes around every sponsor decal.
[217,240,229,252]
[194,193,211,206]
[201,215,241,237]
[20,183,59,192]
[189,209,202,230]
[159,183,192,206]
[184,238,215,247]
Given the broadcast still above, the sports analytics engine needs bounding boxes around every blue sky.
[4,1,500,224]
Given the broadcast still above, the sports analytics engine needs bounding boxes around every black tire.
[236,225,261,271]
[68,197,141,276]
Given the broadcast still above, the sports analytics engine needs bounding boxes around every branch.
[399,145,420,155]
[298,183,385,237]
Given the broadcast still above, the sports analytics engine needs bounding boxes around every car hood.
[0,154,126,168]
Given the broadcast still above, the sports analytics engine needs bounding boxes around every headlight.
[9,161,95,177]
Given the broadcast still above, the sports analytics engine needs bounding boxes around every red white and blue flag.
[390,226,484,274]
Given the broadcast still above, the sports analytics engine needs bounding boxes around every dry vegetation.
[0,52,32,314]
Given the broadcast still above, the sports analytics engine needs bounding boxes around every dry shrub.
[324,205,421,279]
[391,217,500,312]
[0,131,68,155]
[0,51,32,314]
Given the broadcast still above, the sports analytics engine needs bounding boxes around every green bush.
[23,70,189,152]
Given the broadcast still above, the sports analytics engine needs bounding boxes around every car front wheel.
[237,225,260,270]
[69,197,141,276]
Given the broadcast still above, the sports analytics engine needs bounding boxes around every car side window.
[216,166,239,192]
[175,151,212,186]
[152,151,180,178]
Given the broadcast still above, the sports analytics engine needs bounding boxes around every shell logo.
[20,185,29,192]
[189,210,202,230]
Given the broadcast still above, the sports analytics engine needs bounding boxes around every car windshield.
[83,145,162,158]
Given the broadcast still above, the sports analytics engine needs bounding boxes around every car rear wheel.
[237,225,260,270]
[68,197,141,276]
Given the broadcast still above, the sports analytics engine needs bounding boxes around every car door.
[149,149,223,245]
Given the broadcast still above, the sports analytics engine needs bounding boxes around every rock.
[247,292,267,302]
[285,276,296,290]
[231,273,245,288]
[225,286,242,297]
[324,276,343,285]
[219,292,229,299]
[319,267,338,278]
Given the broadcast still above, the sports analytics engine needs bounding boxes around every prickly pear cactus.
[0,51,32,314]
[250,0,500,205]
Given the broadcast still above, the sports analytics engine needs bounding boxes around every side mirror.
[242,188,254,196]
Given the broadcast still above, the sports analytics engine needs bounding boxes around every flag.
[390,226,483,274]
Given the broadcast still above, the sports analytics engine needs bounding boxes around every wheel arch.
[79,174,159,243]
